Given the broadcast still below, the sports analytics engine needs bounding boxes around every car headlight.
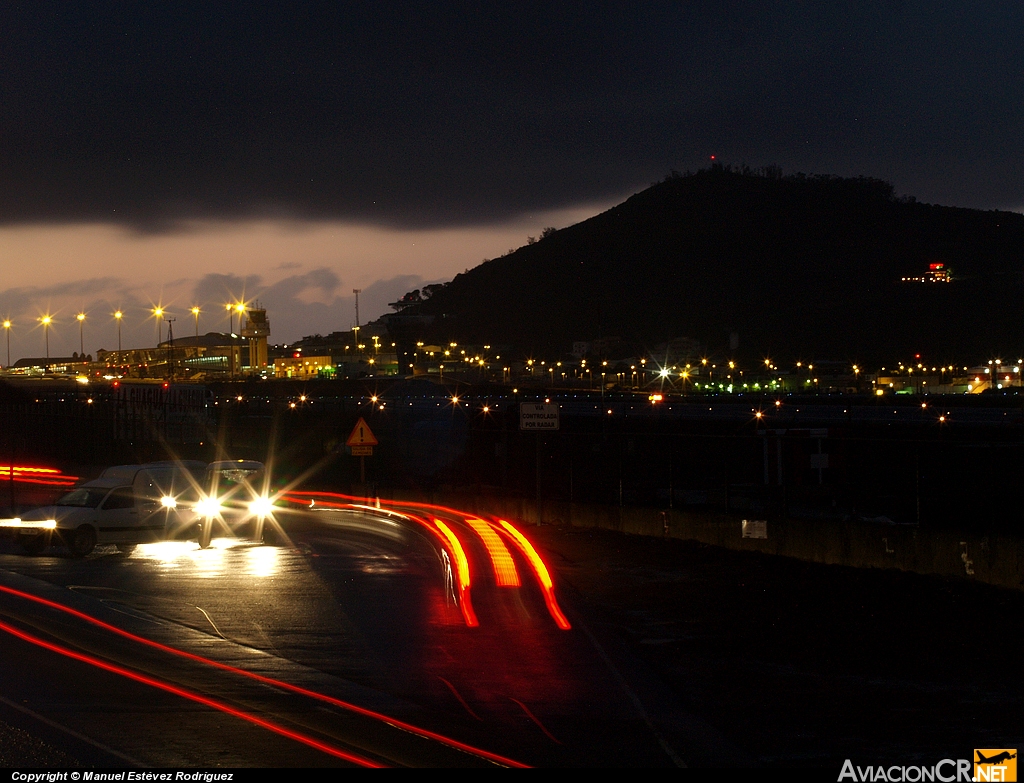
[161,496,178,509]
[194,497,222,517]
[0,518,56,529]
[248,497,275,516]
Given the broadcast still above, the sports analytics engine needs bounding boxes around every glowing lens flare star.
[194,497,222,517]
[248,496,275,516]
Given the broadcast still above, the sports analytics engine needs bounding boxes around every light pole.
[225,303,233,334]
[153,307,164,344]
[233,304,246,377]
[191,306,200,338]
[165,318,176,381]
[353,289,361,329]
[114,311,123,353]
[76,313,86,358]
[2,320,10,368]
[39,315,52,360]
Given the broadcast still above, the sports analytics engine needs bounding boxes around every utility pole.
[166,318,176,381]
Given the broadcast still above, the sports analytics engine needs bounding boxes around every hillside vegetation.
[408,166,1024,362]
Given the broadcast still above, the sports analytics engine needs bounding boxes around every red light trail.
[495,520,572,630]
[282,491,571,630]
[0,618,384,767]
[0,465,79,487]
[433,518,479,627]
[466,517,520,587]
[287,493,481,628]
[0,583,526,767]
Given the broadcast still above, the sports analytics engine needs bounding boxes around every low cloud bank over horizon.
[0,267,431,360]
[0,200,611,360]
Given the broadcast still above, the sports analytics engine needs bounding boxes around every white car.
[14,462,202,556]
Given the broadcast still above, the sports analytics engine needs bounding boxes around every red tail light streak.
[300,495,480,629]
[283,491,571,631]
[495,520,572,630]
[0,465,79,487]
[433,518,479,627]
[0,618,384,767]
[0,583,527,767]
[466,518,520,587]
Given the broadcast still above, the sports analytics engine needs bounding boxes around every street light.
[225,303,233,334]
[76,313,86,357]
[39,315,52,359]
[114,311,123,353]
[191,306,200,338]
[2,319,10,368]
[152,307,164,343]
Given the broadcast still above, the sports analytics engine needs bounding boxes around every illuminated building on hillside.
[902,263,952,283]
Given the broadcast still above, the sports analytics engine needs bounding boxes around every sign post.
[520,403,559,524]
[519,402,559,431]
[346,417,379,485]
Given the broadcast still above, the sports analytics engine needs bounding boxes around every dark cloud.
[1,2,1022,232]
[258,268,340,303]
[261,272,428,342]
[0,276,126,307]
[190,273,263,306]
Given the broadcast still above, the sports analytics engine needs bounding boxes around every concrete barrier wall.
[387,490,1024,592]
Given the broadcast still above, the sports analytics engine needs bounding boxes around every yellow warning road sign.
[346,417,379,447]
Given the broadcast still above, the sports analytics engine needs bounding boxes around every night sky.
[2,2,1021,356]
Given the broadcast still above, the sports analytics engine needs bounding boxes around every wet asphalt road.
[0,509,1021,769]
[0,509,675,768]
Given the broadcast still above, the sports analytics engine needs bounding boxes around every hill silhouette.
[405,166,1024,363]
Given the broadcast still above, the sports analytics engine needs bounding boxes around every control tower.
[241,305,271,371]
